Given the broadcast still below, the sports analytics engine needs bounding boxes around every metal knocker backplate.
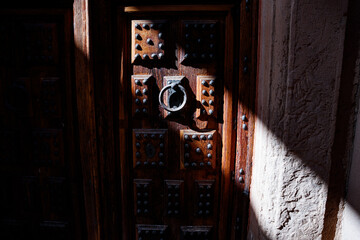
[159,77,187,113]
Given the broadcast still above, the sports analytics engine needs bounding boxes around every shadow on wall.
[234,0,360,239]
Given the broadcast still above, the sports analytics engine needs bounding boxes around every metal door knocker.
[159,77,187,113]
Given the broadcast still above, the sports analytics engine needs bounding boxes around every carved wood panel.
[196,76,217,118]
[165,180,184,217]
[136,224,168,240]
[180,130,217,169]
[21,23,59,65]
[32,129,64,167]
[132,20,168,63]
[180,21,219,64]
[194,180,215,217]
[133,129,168,168]
[122,7,235,240]
[0,11,82,239]
[180,226,212,240]
[134,179,152,216]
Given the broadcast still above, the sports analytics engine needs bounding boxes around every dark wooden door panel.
[0,10,82,239]
[119,7,235,240]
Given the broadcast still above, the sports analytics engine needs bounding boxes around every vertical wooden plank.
[63,9,85,240]
[90,0,120,239]
[117,7,133,240]
[73,1,101,239]
[232,0,259,239]
[218,8,236,240]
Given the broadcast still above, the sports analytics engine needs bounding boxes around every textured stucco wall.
[342,104,360,239]
[248,0,348,239]
[341,44,360,240]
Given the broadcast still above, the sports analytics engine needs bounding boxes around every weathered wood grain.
[73,1,102,239]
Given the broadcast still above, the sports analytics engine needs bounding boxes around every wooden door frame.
[119,5,235,240]
[73,0,258,239]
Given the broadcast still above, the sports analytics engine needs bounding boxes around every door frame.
[73,1,258,239]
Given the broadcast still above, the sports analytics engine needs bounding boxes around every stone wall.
[248,0,349,239]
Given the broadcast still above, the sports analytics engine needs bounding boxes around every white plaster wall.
[248,0,348,239]
[342,57,360,240]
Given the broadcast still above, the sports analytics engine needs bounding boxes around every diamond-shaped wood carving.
[180,130,216,169]
[181,21,219,63]
[131,20,167,63]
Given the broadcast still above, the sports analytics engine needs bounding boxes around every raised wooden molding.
[124,5,233,12]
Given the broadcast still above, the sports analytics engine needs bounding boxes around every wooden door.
[119,6,236,240]
[0,10,83,239]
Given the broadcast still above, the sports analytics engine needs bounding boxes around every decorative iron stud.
[146,38,153,45]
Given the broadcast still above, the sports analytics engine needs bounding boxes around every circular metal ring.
[158,83,187,112]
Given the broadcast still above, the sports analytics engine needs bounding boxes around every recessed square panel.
[180,130,216,170]
[133,129,168,168]
[180,20,219,64]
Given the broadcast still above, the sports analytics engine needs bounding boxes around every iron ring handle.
[158,83,187,112]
